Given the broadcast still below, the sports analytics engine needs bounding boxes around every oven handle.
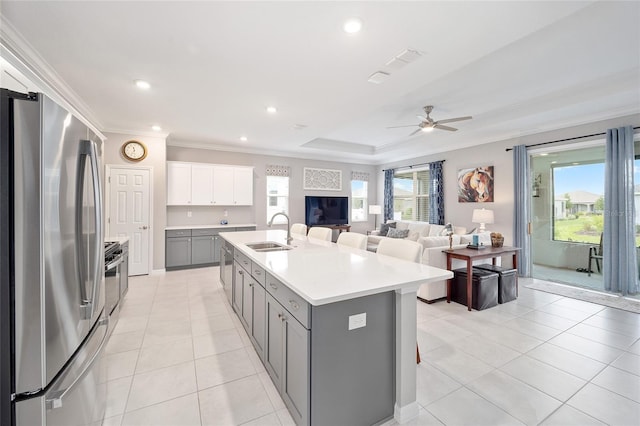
[105,255,124,272]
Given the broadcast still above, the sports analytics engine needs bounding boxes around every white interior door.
[107,166,151,276]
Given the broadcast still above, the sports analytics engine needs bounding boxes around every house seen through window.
[266,175,289,224]
[393,169,429,221]
[351,180,368,222]
[551,157,640,245]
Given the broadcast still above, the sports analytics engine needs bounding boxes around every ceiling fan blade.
[434,124,458,131]
[408,128,422,136]
[436,116,472,125]
[386,124,418,129]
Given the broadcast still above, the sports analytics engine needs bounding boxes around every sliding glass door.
[530,144,606,291]
[530,140,640,296]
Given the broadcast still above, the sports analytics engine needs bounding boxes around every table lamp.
[369,205,382,230]
[472,208,494,233]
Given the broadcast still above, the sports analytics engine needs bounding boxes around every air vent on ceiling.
[367,71,390,84]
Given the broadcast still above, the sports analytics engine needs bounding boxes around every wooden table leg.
[466,260,473,311]
[446,254,452,303]
[513,252,519,296]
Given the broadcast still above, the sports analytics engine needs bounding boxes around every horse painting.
[458,166,494,202]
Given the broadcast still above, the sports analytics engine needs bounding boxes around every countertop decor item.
[491,232,504,247]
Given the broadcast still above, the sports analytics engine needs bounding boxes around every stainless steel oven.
[105,241,123,330]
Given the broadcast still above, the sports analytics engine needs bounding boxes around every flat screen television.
[305,196,349,226]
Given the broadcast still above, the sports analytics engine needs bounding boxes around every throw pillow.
[428,224,445,236]
[386,228,409,238]
[466,227,477,234]
[439,223,454,236]
[407,231,420,241]
[379,222,396,235]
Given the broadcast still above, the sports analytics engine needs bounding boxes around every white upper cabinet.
[233,167,253,205]
[167,161,253,206]
[191,164,215,205]
[212,166,234,205]
[167,162,192,205]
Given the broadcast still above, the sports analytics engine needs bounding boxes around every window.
[551,159,605,244]
[351,180,368,222]
[266,175,289,224]
[393,169,429,221]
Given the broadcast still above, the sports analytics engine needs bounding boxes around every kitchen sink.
[246,241,293,252]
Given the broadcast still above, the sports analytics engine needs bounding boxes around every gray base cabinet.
[192,235,219,265]
[166,226,254,270]
[229,253,394,425]
[265,294,309,425]
[166,232,192,268]
[234,255,267,360]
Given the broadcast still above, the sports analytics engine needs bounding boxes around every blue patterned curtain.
[383,169,394,222]
[428,161,445,225]
[604,126,638,295]
[513,145,531,276]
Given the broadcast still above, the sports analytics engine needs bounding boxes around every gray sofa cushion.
[379,222,396,236]
[386,228,410,238]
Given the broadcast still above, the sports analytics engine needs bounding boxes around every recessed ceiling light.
[540,153,549,156]
[239,136,248,142]
[343,18,363,34]
[151,125,162,131]
[266,106,277,114]
[134,79,151,90]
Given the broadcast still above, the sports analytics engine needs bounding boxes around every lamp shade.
[472,208,494,225]
[369,205,382,215]
[471,209,493,232]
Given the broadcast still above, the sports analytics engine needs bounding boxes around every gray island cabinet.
[220,229,453,426]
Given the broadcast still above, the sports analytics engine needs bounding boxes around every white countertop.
[220,230,453,306]
[165,223,257,230]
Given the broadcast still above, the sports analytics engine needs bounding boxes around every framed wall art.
[303,167,342,191]
[458,166,494,202]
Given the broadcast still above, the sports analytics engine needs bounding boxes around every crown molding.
[166,138,377,166]
[0,16,104,137]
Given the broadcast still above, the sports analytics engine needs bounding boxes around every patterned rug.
[523,278,640,314]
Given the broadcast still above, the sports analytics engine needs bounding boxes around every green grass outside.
[554,215,640,246]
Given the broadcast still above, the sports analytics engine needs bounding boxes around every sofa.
[368,220,494,302]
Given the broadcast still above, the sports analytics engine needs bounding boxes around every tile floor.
[102,267,640,426]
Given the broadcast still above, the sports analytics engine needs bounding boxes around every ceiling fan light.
[421,126,434,133]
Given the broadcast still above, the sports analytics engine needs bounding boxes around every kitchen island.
[220,230,453,425]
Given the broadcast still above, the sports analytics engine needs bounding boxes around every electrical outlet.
[187,210,192,218]
[348,313,366,330]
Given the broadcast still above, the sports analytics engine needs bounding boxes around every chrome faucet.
[268,212,293,244]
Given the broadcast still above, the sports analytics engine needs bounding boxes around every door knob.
[139,225,148,230]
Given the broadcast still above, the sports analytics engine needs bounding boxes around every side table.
[443,246,521,311]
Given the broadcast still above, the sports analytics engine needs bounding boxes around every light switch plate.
[348,313,366,330]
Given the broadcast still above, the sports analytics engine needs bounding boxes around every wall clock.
[121,140,147,162]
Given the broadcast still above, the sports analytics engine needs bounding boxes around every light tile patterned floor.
[102,268,640,426]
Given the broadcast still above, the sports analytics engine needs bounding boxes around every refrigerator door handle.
[75,139,104,320]
[45,316,109,410]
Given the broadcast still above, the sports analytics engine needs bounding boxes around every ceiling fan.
[387,105,472,136]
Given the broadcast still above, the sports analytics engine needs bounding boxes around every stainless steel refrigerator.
[0,89,108,426]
